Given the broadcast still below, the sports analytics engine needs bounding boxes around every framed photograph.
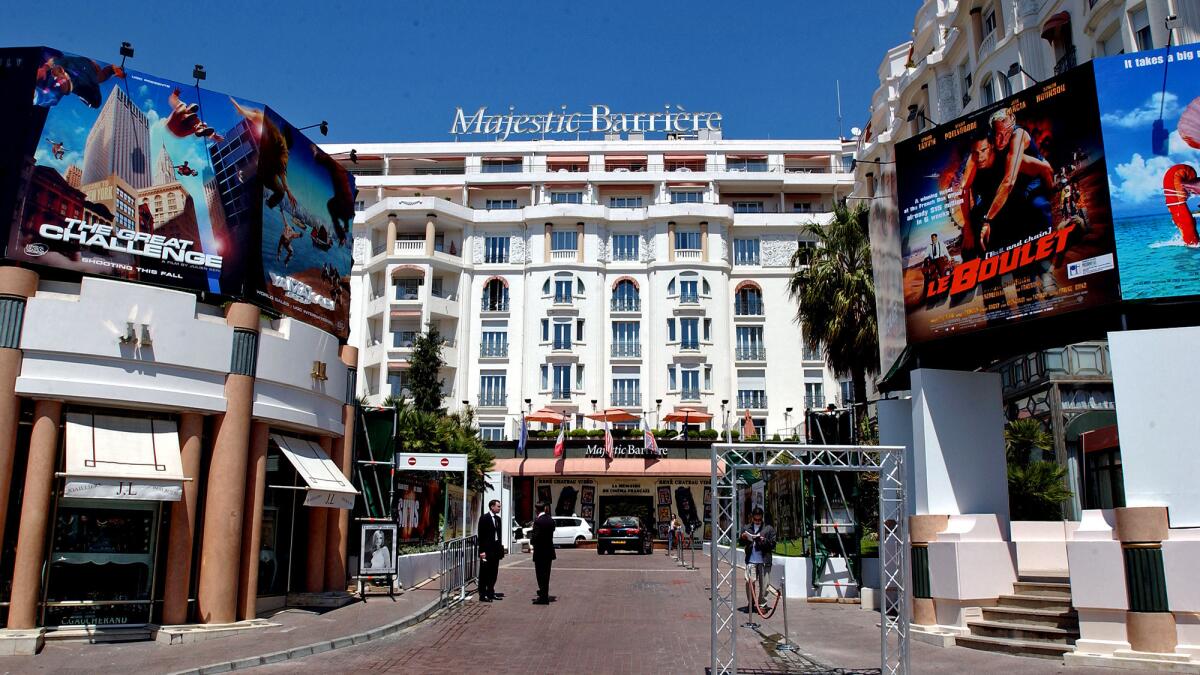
[657,486,671,505]
[359,524,398,576]
[580,485,595,504]
[581,504,594,520]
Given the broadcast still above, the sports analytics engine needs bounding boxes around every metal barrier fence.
[439,535,479,608]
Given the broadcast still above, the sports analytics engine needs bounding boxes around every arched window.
[667,278,676,294]
[996,71,1012,99]
[734,283,763,316]
[702,278,711,295]
[482,278,509,311]
[542,278,551,295]
[576,277,585,295]
[678,271,700,303]
[612,279,639,311]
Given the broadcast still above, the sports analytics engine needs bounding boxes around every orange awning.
[605,154,647,161]
[664,154,707,160]
[662,407,713,423]
[597,184,653,193]
[547,155,589,163]
[585,408,640,423]
[492,457,714,477]
[667,181,707,187]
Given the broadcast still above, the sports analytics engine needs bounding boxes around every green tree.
[391,398,495,494]
[1005,418,1072,520]
[407,324,446,413]
[787,203,879,419]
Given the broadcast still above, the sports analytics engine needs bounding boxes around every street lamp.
[1006,62,1040,84]
[905,104,936,128]
[192,64,206,84]
[299,121,330,136]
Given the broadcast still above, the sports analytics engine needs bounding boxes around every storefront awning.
[492,457,713,477]
[270,434,358,509]
[63,413,186,501]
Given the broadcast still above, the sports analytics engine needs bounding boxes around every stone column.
[1115,506,1176,654]
[385,214,397,254]
[325,346,358,592]
[543,223,552,261]
[700,221,709,262]
[0,267,38,567]
[161,412,206,625]
[196,303,259,625]
[305,437,332,593]
[7,400,62,629]
[667,222,677,262]
[576,222,585,263]
[236,421,270,620]
[425,214,437,256]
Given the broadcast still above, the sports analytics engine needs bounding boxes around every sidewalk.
[0,582,442,675]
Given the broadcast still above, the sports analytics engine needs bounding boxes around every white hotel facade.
[327,134,855,439]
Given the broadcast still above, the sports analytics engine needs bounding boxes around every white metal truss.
[710,443,909,675]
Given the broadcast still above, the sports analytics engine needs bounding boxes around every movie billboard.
[895,64,1121,343]
[1094,42,1200,300]
[251,107,353,339]
[393,473,443,545]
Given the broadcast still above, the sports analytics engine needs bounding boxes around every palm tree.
[787,203,879,416]
[1004,418,1072,520]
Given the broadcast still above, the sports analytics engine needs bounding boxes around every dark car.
[596,516,654,555]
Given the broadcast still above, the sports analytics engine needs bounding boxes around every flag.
[604,420,614,460]
[518,416,528,456]
[743,409,757,440]
[553,426,565,458]
[643,423,659,455]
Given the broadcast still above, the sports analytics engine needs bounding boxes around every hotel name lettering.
[583,443,668,458]
[451,105,722,140]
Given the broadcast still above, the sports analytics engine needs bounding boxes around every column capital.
[340,344,359,368]
[0,267,38,299]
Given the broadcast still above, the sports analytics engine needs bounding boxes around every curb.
[168,595,445,675]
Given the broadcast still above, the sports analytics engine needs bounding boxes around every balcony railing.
[802,349,822,362]
[736,346,767,361]
[611,392,642,407]
[734,300,764,316]
[550,249,577,262]
[553,292,574,305]
[371,244,387,257]
[610,298,641,312]
[681,388,701,401]
[483,253,509,264]
[480,342,509,357]
[394,239,425,255]
[679,291,700,304]
[738,392,768,409]
[392,332,418,349]
[552,389,572,401]
[733,254,761,266]
[552,340,572,351]
[481,298,509,312]
[1054,46,1077,75]
[675,250,702,262]
[979,30,997,59]
[805,395,825,410]
[611,343,641,357]
[478,393,507,407]
[394,290,421,301]
[679,340,700,351]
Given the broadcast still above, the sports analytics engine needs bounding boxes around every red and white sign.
[394,453,468,472]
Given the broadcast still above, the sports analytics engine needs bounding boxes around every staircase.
[955,576,1079,659]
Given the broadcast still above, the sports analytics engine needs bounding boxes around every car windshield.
[604,517,639,527]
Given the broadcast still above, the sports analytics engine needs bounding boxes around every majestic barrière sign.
[451,104,722,141]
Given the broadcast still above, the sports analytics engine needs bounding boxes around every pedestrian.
[739,506,776,611]
[477,499,505,602]
[667,517,677,556]
[530,500,556,604]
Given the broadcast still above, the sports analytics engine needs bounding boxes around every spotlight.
[192,64,206,82]
[299,121,330,136]
[119,41,134,59]
[349,149,358,164]
[1006,62,1040,84]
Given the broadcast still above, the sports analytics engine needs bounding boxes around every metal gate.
[709,443,909,674]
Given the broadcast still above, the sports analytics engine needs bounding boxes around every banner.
[895,64,1121,342]
[0,47,354,339]
[1094,42,1200,300]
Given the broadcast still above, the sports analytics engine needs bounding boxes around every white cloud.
[1109,131,1200,204]
[34,148,83,176]
[1102,92,1181,129]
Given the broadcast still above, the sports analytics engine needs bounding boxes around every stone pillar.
[0,267,38,568]
[385,214,397,254]
[196,303,259,625]
[161,412,205,625]
[667,221,676,262]
[325,346,358,592]
[909,515,949,626]
[305,437,332,593]
[969,8,983,52]
[425,214,437,256]
[236,422,270,620]
[700,221,709,262]
[1115,506,1176,654]
[544,223,552,261]
[7,400,62,629]
[575,222,585,263]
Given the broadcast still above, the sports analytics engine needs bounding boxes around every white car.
[551,516,592,546]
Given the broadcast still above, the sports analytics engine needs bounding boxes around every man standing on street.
[739,506,776,611]
[530,501,556,604]
[477,499,505,602]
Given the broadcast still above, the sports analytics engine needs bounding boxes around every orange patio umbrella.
[525,408,569,425]
[662,407,713,424]
[585,408,641,423]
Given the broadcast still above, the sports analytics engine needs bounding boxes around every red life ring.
[1164,164,1199,246]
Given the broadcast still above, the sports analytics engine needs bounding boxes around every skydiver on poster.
[896,64,1121,343]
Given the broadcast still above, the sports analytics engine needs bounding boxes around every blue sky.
[2,1,917,143]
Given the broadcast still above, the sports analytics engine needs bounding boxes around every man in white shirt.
[927,233,948,263]
[738,507,776,611]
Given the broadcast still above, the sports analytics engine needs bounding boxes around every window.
[667,318,676,342]
[609,196,643,208]
[576,319,585,342]
[733,238,760,265]
[792,201,813,213]
[541,319,549,341]
[554,279,573,303]
[612,321,640,353]
[482,279,508,311]
[553,322,572,349]
[805,382,825,409]
[394,278,420,300]
[702,278,710,295]
[612,376,640,407]
[802,342,821,361]
[387,372,408,397]
[703,318,712,341]
[726,158,768,172]
[540,364,548,389]
[675,230,701,250]
[668,365,677,390]
[553,364,572,398]
[669,190,703,204]
[479,425,504,442]
[983,8,996,37]
[732,201,764,213]
[680,318,699,349]
[550,191,583,204]
[1131,7,1152,51]
[734,286,764,315]
[484,236,510,264]
[667,278,676,295]
[576,277,585,295]
[736,326,765,359]
[481,330,507,357]
[738,370,767,409]
[481,159,521,173]
[575,364,585,389]
[996,72,1012,99]
[485,199,519,210]
[679,279,699,303]
[980,76,995,106]
[611,234,640,261]
[479,373,506,406]
[681,370,700,400]
[550,230,578,251]
[612,279,639,310]
[704,365,712,390]
[840,380,855,406]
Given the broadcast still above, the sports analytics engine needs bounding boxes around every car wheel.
[575,536,584,547]
[597,545,605,555]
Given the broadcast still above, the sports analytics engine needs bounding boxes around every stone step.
[981,605,1079,629]
[967,619,1078,644]
[1013,581,1073,598]
[955,633,1074,659]
[1018,574,1070,583]
[996,593,1074,611]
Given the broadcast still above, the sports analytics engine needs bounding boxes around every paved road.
[254,548,1108,674]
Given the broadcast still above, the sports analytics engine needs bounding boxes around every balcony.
[675,250,702,262]
[553,292,574,305]
[681,388,701,401]
[550,249,577,262]
[802,348,822,362]
[611,343,641,358]
[679,340,700,351]
[483,253,510,264]
[393,239,425,255]
[978,30,997,60]
[478,393,507,408]
[610,298,641,312]
[480,298,509,313]
[552,340,573,351]
[734,300,765,316]
[611,392,642,407]
[480,342,509,358]
[392,331,418,349]
[552,389,572,401]
[679,291,700,305]
[733,254,760,266]
[804,395,825,410]
[736,346,767,361]
[1054,46,1077,75]
[738,392,768,409]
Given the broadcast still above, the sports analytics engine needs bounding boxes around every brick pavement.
[250,548,1120,674]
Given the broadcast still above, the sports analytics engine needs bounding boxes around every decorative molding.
[513,232,529,264]
[230,329,259,377]
[472,235,485,264]
[640,232,656,263]
[352,237,370,265]
[0,297,25,350]
[760,235,799,268]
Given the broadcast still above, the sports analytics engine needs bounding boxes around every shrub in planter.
[771,433,781,442]
[587,429,605,438]
[568,429,589,439]
[700,429,719,440]
[652,428,678,440]
[729,429,740,440]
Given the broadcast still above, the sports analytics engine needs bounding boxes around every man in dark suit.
[530,501,556,604]
[477,499,505,602]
